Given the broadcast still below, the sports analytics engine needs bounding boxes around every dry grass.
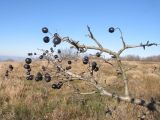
[0,60,160,120]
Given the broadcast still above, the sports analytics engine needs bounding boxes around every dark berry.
[35,72,43,81]
[28,53,32,56]
[42,66,46,71]
[43,36,50,43]
[83,60,88,64]
[45,50,49,53]
[5,71,9,77]
[68,60,72,64]
[83,56,89,64]
[9,65,13,71]
[83,56,89,61]
[43,53,46,56]
[54,33,58,37]
[27,68,31,72]
[66,66,72,70]
[50,47,54,53]
[52,84,58,89]
[26,71,30,75]
[94,67,99,72]
[57,49,61,54]
[92,61,97,70]
[53,38,61,45]
[39,55,43,59]
[57,81,63,88]
[96,52,101,57]
[26,75,34,80]
[42,27,48,33]
[26,76,30,80]
[28,75,34,80]
[54,55,58,59]
[25,58,32,64]
[109,27,115,33]
[45,73,51,82]
[24,64,30,69]
[53,34,61,45]
[34,53,37,55]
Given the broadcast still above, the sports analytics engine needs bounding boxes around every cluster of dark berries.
[24,58,34,80]
[42,27,62,47]
[5,65,14,77]
[28,53,37,56]
[52,81,63,89]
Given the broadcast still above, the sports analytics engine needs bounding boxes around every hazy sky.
[0,0,160,57]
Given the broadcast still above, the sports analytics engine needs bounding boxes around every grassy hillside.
[0,60,160,120]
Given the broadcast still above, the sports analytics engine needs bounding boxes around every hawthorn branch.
[60,69,160,113]
[46,27,160,115]
[87,25,103,49]
[116,27,126,48]
[118,41,160,55]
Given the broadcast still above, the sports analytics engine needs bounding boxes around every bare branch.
[87,25,103,49]
[118,41,160,55]
[116,27,126,48]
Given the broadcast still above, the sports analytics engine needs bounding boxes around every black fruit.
[35,72,43,81]
[25,58,32,64]
[42,66,46,71]
[57,82,63,88]
[5,70,9,77]
[53,38,61,45]
[66,66,72,70]
[52,84,58,89]
[96,52,101,57]
[43,53,46,56]
[26,71,30,75]
[27,68,31,72]
[24,64,30,69]
[45,50,49,53]
[9,65,13,71]
[26,75,34,80]
[68,60,72,64]
[83,56,89,61]
[94,67,99,72]
[26,76,30,80]
[83,56,89,64]
[45,73,51,82]
[53,33,61,45]
[92,61,97,70]
[34,53,37,55]
[54,55,58,59]
[29,75,34,80]
[39,55,43,59]
[83,60,88,64]
[28,53,32,56]
[42,27,48,33]
[109,27,115,33]
[57,49,61,54]
[43,36,50,43]
[50,47,54,53]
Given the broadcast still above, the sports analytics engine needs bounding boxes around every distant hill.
[0,55,25,61]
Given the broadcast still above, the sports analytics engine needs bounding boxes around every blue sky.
[0,0,160,57]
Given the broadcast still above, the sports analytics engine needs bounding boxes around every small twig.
[87,25,103,49]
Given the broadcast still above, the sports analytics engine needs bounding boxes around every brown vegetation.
[0,60,160,120]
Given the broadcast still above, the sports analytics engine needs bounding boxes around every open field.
[0,60,160,120]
